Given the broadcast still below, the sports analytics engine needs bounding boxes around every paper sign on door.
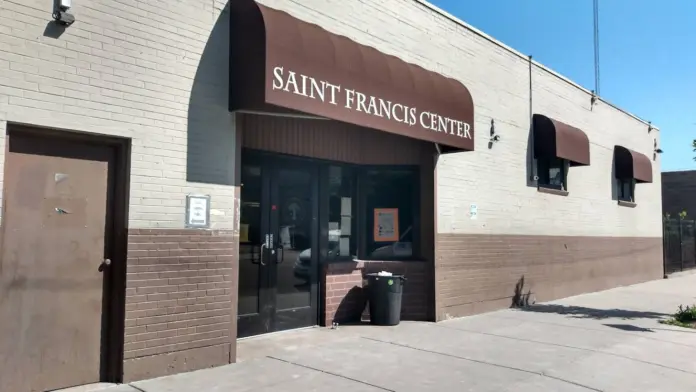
[373,208,399,242]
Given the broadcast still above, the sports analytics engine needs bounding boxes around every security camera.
[492,135,501,142]
[53,10,75,26]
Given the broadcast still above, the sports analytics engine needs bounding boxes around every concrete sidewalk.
[108,274,696,392]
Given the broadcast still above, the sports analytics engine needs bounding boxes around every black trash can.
[366,273,406,326]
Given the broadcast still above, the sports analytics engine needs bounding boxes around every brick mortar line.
[124,341,229,359]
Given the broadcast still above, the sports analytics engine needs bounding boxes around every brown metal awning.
[229,1,475,152]
[614,146,653,183]
[533,114,590,166]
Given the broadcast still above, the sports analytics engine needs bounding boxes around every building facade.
[662,170,696,218]
[0,0,663,390]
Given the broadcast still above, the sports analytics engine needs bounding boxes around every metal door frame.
[241,149,321,334]
[267,157,320,332]
[236,157,273,337]
[3,124,131,383]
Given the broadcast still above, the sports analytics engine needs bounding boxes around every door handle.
[259,243,267,266]
[98,258,111,272]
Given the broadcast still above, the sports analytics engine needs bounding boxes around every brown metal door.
[0,133,114,392]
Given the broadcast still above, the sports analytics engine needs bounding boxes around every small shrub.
[674,304,696,323]
[660,304,696,328]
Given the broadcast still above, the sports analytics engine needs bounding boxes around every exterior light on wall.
[488,119,500,149]
[53,0,75,26]
[648,121,653,133]
[590,90,598,110]
[653,139,663,161]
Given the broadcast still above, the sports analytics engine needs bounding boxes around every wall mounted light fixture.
[488,119,500,149]
[647,121,653,133]
[53,0,75,26]
[653,139,663,161]
[590,90,598,110]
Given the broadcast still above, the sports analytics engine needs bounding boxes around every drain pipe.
[528,55,538,183]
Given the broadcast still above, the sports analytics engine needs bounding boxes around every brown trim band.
[533,114,590,166]
[229,0,475,151]
[614,145,653,183]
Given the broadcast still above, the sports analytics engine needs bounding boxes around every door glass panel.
[327,165,355,260]
[275,168,313,311]
[238,164,263,316]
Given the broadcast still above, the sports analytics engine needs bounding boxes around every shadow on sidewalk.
[510,275,668,320]
[515,304,668,320]
[603,323,656,332]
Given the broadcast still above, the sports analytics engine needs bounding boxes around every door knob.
[98,258,111,272]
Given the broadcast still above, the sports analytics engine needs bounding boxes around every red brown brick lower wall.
[122,229,238,382]
[435,234,664,321]
[323,261,431,326]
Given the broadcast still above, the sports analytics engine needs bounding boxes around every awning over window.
[614,146,653,183]
[229,1,475,152]
[533,114,590,166]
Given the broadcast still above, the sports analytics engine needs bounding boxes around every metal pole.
[593,0,601,96]
[679,220,684,272]
[662,218,667,277]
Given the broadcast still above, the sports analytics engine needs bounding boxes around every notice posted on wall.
[373,208,399,242]
[186,194,210,228]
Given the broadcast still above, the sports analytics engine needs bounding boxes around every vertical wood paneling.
[240,114,428,165]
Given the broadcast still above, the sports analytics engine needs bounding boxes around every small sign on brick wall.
[186,194,211,228]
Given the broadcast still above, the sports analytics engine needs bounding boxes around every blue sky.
[431,0,695,172]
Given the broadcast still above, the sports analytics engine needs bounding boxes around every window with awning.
[614,145,653,203]
[533,114,591,193]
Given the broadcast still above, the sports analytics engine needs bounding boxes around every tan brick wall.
[0,0,237,229]
[123,229,237,381]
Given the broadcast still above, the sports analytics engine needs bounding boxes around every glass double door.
[237,154,319,338]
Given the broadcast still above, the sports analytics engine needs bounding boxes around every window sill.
[537,186,569,197]
[618,200,637,208]
[324,257,427,264]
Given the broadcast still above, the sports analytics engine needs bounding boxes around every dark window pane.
[362,168,418,260]
[538,157,566,190]
[619,178,635,202]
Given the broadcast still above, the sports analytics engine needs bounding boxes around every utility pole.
[593,0,601,96]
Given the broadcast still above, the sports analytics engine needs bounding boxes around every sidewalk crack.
[433,323,696,376]
[267,356,395,392]
[362,337,604,392]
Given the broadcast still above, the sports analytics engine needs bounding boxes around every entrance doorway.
[237,151,319,338]
[0,128,127,391]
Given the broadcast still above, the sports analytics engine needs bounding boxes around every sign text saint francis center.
[271,66,473,141]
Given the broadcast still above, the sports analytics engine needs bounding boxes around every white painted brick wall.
[0,0,236,229]
[0,0,662,238]
[259,0,662,238]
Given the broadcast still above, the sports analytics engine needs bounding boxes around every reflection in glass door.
[237,163,270,338]
[237,153,318,338]
[270,165,317,331]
